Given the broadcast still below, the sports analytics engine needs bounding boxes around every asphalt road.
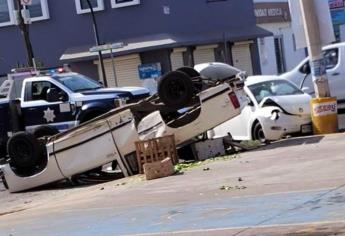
[1,133,345,236]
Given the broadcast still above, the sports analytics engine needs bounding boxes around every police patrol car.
[0,68,150,160]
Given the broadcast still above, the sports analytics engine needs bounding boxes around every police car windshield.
[53,74,102,92]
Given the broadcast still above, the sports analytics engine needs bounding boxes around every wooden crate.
[135,134,178,174]
[143,158,175,180]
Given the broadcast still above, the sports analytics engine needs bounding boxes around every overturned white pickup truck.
[1,63,244,192]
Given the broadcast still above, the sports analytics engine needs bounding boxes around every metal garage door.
[96,54,141,87]
[193,45,217,65]
[232,41,253,75]
[170,48,187,70]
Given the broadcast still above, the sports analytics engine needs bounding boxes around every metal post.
[110,48,118,87]
[300,0,330,98]
[15,0,34,68]
[223,32,230,64]
[85,0,107,87]
[299,0,338,134]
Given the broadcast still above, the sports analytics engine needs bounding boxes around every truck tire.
[176,67,200,78]
[158,71,194,109]
[177,67,203,92]
[7,132,43,170]
[33,125,59,139]
[0,145,6,160]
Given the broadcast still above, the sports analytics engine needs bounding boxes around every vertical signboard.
[138,63,162,94]
[329,0,345,40]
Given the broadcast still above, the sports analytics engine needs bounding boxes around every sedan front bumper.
[260,114,312,141]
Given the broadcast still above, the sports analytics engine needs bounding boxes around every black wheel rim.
[167,80,186,100]
[257,129,266,143]
[254,125,266,143]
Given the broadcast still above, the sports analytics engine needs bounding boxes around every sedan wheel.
[253,122,267,144]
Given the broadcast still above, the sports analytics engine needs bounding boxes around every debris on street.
[174,155,238,173]
[220,185,247,191]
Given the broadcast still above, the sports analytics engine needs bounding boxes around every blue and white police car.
[0,68,150,160]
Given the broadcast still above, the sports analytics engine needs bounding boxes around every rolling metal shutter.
[193,45,217,65]
[232,41,253,75]
[96,54,141,87]
[170,48,187,70]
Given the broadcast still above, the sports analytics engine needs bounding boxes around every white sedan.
[208,76,312,142]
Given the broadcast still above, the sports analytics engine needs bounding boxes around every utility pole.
[15,0,35,68]
[299,0,338,134]
[300,0,330,98]
[85,0,108,87]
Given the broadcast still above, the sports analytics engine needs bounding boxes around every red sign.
[329,0,344,9]
[21,0,32,5]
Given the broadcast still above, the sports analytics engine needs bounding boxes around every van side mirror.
[300,63,311,75]
[47,88,67,102]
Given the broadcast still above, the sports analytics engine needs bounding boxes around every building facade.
[0,0,270,89]
[254,0,307,75]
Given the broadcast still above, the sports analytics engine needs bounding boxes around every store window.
[0,0,15,27]
[111,0,140,8]
[26,0,50,21]
[274,36,286,74]
[75,0,104,14]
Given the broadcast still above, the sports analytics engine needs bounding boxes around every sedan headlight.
[270,109,280,121]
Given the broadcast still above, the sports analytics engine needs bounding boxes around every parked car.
[280,42,345,109]
[1,64,244,192]
[207,75,312,142]
[0,68,150,161]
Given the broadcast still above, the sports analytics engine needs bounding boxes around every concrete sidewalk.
[1,133,345,235]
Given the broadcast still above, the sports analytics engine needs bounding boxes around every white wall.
[258,22,306,75]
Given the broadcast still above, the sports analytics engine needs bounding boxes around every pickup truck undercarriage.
[1,64,244,192]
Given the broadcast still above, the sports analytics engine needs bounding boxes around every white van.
[280,42,345,111]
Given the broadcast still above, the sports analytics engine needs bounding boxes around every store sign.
[21,0,32,5]
[329,0,344,9]
[330,8,345,25]
[254,2,291,24]
[138,63,162,80]
[312,101,337,117]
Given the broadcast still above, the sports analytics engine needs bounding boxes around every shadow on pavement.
[19,172,125,193]
[256,135,325,152]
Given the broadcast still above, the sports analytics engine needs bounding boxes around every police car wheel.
[33,125,59,139]
[158,71,194,109]
[7,132,43,169]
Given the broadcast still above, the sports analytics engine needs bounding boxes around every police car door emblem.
[43,108,56,122]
